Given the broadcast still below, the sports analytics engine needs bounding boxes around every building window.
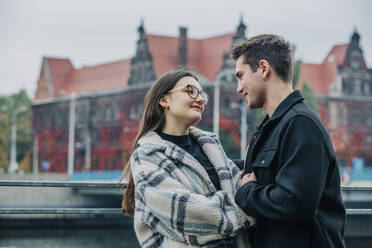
[338,107,347,125]
[113,105,120,121]
[352,108,361,124]
[364,82,370,95]
[105,105,113,122]
[342,79,347,94]
[351,58,360,70]
[352,79,362,95]
[367,109,372,126]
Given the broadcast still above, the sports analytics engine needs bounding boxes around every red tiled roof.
[297,44,347,94]
[35,32,235,101]
[34,57,73,101]
[147,33,234,81]
[46,57,74,96]
[64,59,130,94]
[197,33,235,81]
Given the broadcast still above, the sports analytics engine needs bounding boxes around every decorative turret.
[232,15,247,46]
[342,28,366,70]
[220,16,248,72]
[128,19,156,86]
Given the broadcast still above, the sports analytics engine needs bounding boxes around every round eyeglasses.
[168,85,208,105]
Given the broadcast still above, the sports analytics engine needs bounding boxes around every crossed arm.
[131,149,244,245]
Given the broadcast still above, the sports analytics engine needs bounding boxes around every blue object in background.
[41,160,50,171]
[69,170,123,180]
[353,157,364,171]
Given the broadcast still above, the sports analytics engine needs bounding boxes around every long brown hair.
[120,69,198,216]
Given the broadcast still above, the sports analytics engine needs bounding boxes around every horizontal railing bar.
[341,186,372,191]
[0,208,123,214]
[2,181,372,193]
[0,208,371,215]
[1,181,372,191]
[0,180,126,188]
[346,209,372,215]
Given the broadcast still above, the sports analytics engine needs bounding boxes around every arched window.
[351,58,360,70]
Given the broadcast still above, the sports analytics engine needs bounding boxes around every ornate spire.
[350,28,360,48]
[232,14,247,46]
[342,28,366,70]
[220,17,248,74]
[138,17,145,39]
[128,19,156,86]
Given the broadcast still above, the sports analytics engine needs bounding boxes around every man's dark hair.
[232,34,293,83]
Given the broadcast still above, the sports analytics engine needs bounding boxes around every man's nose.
[236,81,243,94]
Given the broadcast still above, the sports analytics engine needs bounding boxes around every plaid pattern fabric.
[131,127,254,248]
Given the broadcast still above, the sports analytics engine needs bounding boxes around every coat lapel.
[190,127,238,198]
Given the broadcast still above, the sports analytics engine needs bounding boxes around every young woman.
[120,70,253,248]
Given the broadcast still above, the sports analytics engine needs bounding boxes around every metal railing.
[1,180,372,215]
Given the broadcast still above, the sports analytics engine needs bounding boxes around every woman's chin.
[187,115,201,126]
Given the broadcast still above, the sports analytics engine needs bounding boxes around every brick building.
[32,20,372,173]
[32,19,250,173]
[297,30,372,167]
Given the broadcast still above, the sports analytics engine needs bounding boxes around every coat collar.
[138,126,218,159]
[257,90,304,130]
[138,126,216,150]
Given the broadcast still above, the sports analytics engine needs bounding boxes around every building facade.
[32,19,251,173]
[297,30,372,167]
[32,21,372,174]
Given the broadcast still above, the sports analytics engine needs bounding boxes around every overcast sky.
[1,0,371,97]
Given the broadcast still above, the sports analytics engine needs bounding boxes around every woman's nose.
[195,94,204,104]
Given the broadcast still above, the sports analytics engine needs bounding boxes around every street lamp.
[67,92,76,177]
[230,101,248,160]
[60,90,77,177]
[213,69,235,138]
[9,106,27,173]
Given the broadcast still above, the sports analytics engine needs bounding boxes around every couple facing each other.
[120,34,346,248]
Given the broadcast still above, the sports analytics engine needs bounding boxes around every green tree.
[0,90,32,172]
[292,61,301,89]
[219,130,240,159]
[291,43,301,89]
[301,82,318,114]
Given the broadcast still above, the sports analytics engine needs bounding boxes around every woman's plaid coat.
[131,127,254,247]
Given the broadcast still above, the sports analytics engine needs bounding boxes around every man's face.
[235,55,266,109]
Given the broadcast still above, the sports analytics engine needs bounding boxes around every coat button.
[261,160,265,164]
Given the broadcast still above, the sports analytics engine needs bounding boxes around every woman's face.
[164,76,207,127]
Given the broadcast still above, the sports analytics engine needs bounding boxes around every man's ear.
[258,59,270,80]
[159,95,168,109]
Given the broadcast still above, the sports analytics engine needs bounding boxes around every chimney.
[178,27,188,66]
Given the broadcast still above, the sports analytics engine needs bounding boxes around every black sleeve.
[232,159,244,170]
[235,116,329,221]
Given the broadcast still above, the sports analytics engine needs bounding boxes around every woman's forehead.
[175,76,201,89]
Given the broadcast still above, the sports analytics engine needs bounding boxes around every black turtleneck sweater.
[156,130,221,191]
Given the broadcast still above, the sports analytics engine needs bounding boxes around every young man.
[232,34,346,248]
